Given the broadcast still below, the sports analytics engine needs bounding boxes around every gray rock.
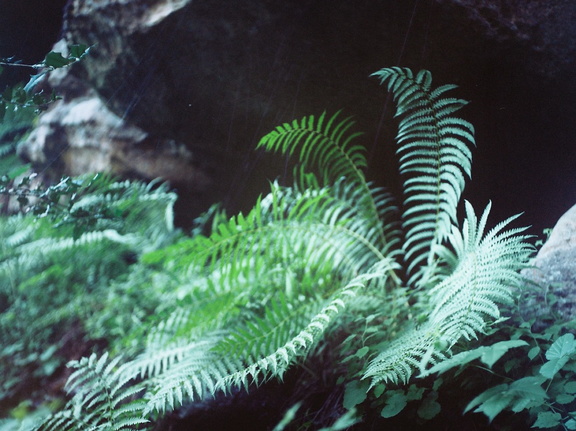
[19,51,211,191]
[521,203,576,329]
[16,0,576,224]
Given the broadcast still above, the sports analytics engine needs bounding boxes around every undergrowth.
[0,59,572,431]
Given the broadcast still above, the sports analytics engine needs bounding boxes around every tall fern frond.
[372,67,475,284]
[257,111,399,257]
[363,202,532,387]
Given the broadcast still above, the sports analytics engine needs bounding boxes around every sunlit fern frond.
[363,202,532,387]
[212,259,395,391]
[372,67,475,285]
[144,181,391,288]
[139,260,396,416]
[428,201,533,341]
[257,111,366,184]
[214,293,325,360]
[213,284,361,394]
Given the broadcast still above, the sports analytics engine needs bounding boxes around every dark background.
[1,0,575,239]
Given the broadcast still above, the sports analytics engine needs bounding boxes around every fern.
[363,201,532,386]
[372,67,475,284]
[12,67,534,429]
[0,176,177,408]
[36,353,149,431]
[258,111,399,258]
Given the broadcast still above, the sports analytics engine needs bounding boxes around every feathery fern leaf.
[363,202,532,387]
[257,111,366,184]
[257,112,399,258]
[372,67,475,284]
[36,353,149,431]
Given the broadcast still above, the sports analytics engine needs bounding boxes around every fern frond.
[257,112,398,257]
[36,353,149,431]
[372,67,475,284]
[215,287,359,392]
[257,111,365,184]
[363,202,532,387]
[216,293,324,360]
[145,182,390,288]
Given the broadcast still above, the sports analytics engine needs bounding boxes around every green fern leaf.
[372,67,475,284]
[257,112,399,258]
[363,202,532,387]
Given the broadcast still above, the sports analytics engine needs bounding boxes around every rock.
[14,0,576,228]
[520,203,576,329]
[18,52,212,191]
[435,0,576,78]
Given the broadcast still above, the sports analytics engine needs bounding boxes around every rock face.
[19,52,211,192]
[435,0,576,78]
[521,203,576,329]
[15,0,576,227]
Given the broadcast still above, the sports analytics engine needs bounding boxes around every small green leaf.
[565,381,576,394]
[44,51,73,68]
[565,418,576,430]
[406,384,425,401]
[480,340,528,368]
[343,380,369,409]
[546,334,576,361]
[380,391,408,418]
[465,384,511,422]
[356,346,369,358]
[373,384,385,398]
[555,393,575,404]
[532,411,562,429]
[417,391,441,420]
[421,340,528,377]
[540,334,576,379]
[528,346,541,360]
[69,44,89,59]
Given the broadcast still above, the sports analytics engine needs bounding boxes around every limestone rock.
[15,0,576,225]
[19,59,211,191]
[521,203,576,329]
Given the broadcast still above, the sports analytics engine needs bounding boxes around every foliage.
[0,67,537,430]
[0,44,90,180]
[0,174,178,411]
[461,321,576,430]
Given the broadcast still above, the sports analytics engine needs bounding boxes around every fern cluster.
[1,67,534,429]
[0,174,177,408]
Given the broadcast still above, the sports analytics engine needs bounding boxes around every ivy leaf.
[555,393,575,405]
[528,346,541,361]
[69,44,90,60]
[44,51,74,68]
[380,390,408,418]
[564,381,576,394]
[464,384,513,422]
[419,340,528,377]
[343,380,369,409]
[465,377,547,422]
[532,411,562,429]
[540,333,576,379]
[417,391,441,420]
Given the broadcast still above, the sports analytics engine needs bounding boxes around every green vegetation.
[1,64,573,430]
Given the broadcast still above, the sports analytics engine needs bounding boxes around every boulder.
[18,55,211,191]
[435,0,576,78]
[15,0,576,227]
[521,203,576,330]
